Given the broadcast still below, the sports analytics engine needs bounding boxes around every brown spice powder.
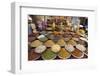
[58,48,71,59]
[28,49,40,60]
[71,49,83,58]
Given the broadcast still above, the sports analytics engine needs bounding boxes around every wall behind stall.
[0,0,100,76]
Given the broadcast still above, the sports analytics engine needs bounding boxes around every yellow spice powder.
[58,48,71,59]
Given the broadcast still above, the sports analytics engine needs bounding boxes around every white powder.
[76,44,86,52]
[35,45,46,53]
[65,44,75,52]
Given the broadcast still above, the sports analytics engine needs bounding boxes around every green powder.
[39,37,48,42]
[42,49,56,60]
[37,35,48,42]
